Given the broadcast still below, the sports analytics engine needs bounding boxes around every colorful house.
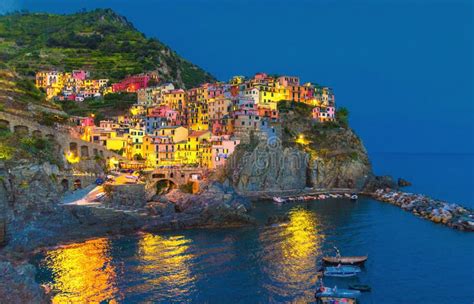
[312,106,336,122]
[112,74,150,93]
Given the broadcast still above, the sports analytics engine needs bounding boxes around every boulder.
[363,175,398,192]
[397,177,412,187]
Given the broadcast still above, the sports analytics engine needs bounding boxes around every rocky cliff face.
[224,139,309,193]
[0,162,62,219]
[309,128,372,189]
[224,104,373,193]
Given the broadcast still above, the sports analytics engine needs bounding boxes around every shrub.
[336,107,349,128]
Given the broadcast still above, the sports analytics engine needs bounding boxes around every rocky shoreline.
[0,179,255,303]
[368,189,474,231]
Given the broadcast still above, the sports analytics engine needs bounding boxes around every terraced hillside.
[0,8,215,88]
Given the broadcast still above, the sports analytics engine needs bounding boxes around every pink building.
[212,120,224,135]
[312,106,335,122]
[210,136,240,169]
[254,72,268,81]
[72,70,88,81]
[277,76,300,87]
[112,74,150,92]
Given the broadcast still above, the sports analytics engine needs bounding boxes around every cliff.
[224,102,373,193]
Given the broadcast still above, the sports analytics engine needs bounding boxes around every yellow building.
[153,126,188,143]
[258,85,285,108]
[126,128,145,160]
[105,132,128,155]
[130,105,146,117]
[208,97,232,120]
[163,89,187,111]
[175,130,211,165]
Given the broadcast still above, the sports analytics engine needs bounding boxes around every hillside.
[0,9,215,88]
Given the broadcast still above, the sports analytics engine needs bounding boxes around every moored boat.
[315,285,360,303]
[322,255,368,265]
[273,197,286,204]
[350,193,358,200]
[323,247,368,265]
[323,265,361,277]
[348,284,371,292]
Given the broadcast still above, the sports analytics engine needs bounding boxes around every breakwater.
[369,189,474,231]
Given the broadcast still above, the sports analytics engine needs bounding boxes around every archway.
[60,179,69,192]
[0,119,10,131]
[13,125,29,137]
[80,145,89,157]
[32,130,42,138]
[69,142,78,156]
[73,179,82,190]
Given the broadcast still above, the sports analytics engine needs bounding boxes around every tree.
[336,107,349,128]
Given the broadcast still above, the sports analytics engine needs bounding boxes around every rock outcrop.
[0,262,49,304]
[104,183,147,209]
[225,140,309,193]
[370,189,474,231]
[143,181,255,231]
[0,161,62,217]
[224,118,373,193]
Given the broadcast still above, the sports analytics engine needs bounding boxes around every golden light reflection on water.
[259,206,323,302]
[136,233,196,296]
[44,238,119,303]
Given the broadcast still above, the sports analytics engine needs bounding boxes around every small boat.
[322,256,368,265]
[323,247,368,265]
[324,265,361,277]
[315,286,360,303]
[349,284,371,292]
[350,193,358,200]
[273,197,285,204]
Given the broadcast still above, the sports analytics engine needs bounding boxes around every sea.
[33,153,474,303]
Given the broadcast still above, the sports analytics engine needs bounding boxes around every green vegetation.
[278,100,312,116]
[336,107,349,128]
[0,69,54,107]
[0,9,215,88]
[0,127,60,164]
[36,111,69,126]
[60,92,136,118]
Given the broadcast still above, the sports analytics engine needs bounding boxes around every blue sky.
[8,0,474,154]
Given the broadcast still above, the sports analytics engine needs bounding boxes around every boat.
[323,265,361,277]
[315,286,360,304]
[273,197,285,204]
[322,255,368,265]
[323,247,368,265]
[350,193,358,200]
[349,284,371,292]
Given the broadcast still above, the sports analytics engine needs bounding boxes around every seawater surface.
[33,154,474,303]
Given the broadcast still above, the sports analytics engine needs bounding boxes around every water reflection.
[135,233,196,299]
[42,238,119,303]
[259,206,323,302]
